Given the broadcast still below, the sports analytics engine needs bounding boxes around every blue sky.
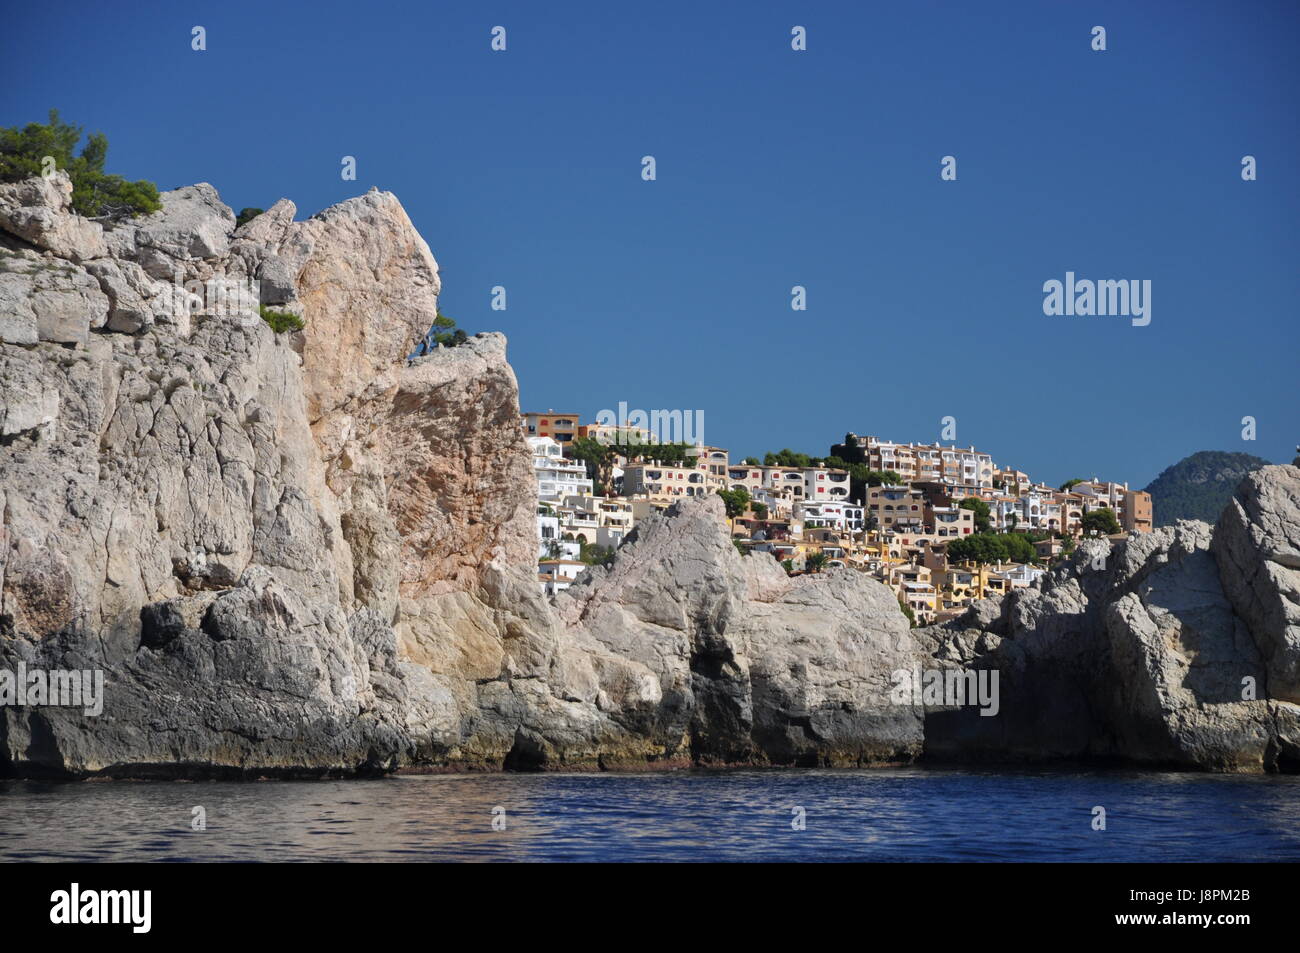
[3,0,1297,488]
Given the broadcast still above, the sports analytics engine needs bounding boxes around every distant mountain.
[1144,450,1272,526]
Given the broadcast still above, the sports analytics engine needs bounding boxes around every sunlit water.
[2,768,1297,862]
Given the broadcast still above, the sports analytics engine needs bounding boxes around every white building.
[539,558,588,582]
[529,436,593,502]
[991,563,1046,590]
[538,570,574,597]
[796,500,865,532]
[537,505,580,560]
[803,467,851,502]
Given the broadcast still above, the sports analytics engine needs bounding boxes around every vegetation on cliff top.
[0,110,161,218]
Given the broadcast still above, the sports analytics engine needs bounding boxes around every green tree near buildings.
[1081,507,1121,536]
[716,486,750,519]
[946,532,1038,565]
[1001,532,1038,564]
[804,551,830,573]
[0,110,160,218]
[764,448,816,467]
[958,496,992,533]
[569,435,617,495]
[1059,478,1086,491]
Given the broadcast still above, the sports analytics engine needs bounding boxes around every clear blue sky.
[3,0,1297,488]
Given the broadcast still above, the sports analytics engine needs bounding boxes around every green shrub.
[236,207,265,228]
[0,110,160,218]
[258,305,304,333]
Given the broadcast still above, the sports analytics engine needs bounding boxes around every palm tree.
[805,551,830,573]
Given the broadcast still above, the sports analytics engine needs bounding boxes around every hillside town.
[525,412,1153,625]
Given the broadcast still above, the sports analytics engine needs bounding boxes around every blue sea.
[2,767,1297,862]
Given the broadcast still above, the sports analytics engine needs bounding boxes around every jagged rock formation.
[918,476,1300,772]
[1213,465,1300,703]
[1,172,1297,778]
[553,497,922,768]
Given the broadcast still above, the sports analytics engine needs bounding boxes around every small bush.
[258,305,304,333]
[412,311,470,356]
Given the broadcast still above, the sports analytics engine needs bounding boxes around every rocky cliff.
[0,174,921,777]
[1,174,1297,777]
[917,467,1300,772]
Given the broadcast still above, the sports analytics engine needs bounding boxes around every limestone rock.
[558,495,925,766]
[920,511,1300,771]
[0,171,106,262]
[121,183,236,264]
[278,188,440,437]
[1212,464,1300,702]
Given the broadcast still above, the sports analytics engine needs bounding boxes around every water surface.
[2,768,1297,862]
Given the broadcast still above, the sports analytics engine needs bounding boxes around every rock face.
[1213,465,1300,703]
[0,175,923,778]
[2,172,1297,777]
[554,497,923,767]
[0,172,106,263]
[918,494,1300,772]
